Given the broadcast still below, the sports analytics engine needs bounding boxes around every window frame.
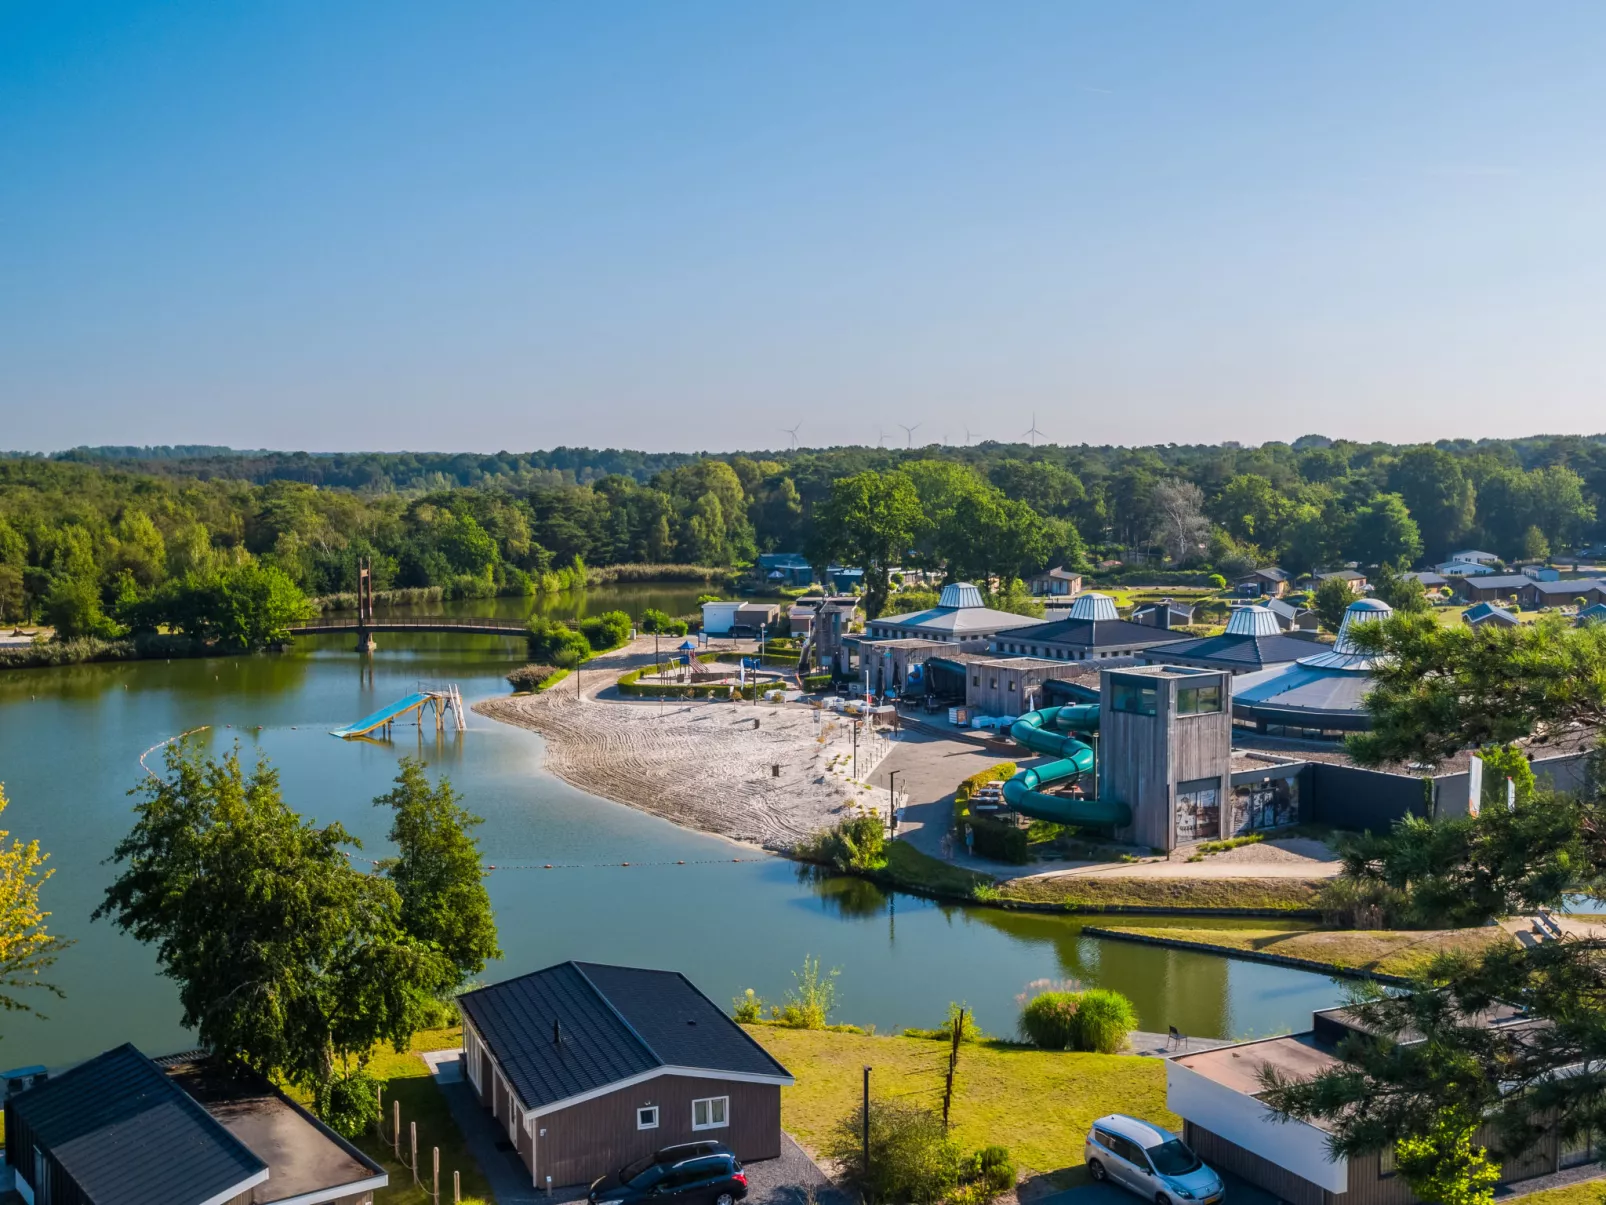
[1177,682,1223,716]
[691,1095,730,1131]
[637,1105,660,1131]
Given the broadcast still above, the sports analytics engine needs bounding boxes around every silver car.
[1084,1114,1224,1205]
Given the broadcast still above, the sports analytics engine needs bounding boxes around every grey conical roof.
[1226,605,1281,637]
[1069,591,1119,621]
[938,582,984,609]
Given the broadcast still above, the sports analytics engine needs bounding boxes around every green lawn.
[994,874,1323,913]
[308,1027,496,1205]
[1094,925,1514,978]
[747,1025,1171,1189]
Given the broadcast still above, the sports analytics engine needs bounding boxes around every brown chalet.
[458,962,793,1190]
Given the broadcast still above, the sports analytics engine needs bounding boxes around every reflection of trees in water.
[797,865,892,919]
[962,908,1229,1038]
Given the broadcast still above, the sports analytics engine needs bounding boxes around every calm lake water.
[0,586,1343,1068]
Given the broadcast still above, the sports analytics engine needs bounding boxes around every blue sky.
[4,2,1605,453]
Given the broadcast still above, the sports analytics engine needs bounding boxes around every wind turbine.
[782,423,802,450]
[899,422,922,448]
[964,425,980,446]
[875,426,886,448]
[1021,413,1045,448]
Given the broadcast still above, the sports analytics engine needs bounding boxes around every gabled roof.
[1461,574,1542,591]
[458,962,792,1114]
[1577,604,1606,625]
[8,1044,268,1205]
[1241,566,1288,581]
[1525,578,1602,597]
[1316,569,1366,581]
[1449,549,1500,562]
[993,616,1187,650]
[1030,566,1083,581]
[870,603,1043,634]
[1411,572,1449,586]
[1463,601,1520,626]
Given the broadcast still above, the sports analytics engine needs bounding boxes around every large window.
[1177,683,1223,715]
[1176,777,1221,842]
[692,1096,729,1131]
[1230,777,1300,834]
[1111,678,1157,716]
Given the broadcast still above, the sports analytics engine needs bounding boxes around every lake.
[0,585,1342,1068]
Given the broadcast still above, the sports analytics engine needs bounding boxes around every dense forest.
[2,434,1604,632]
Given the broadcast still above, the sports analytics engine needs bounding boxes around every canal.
[0,586,1342,1068]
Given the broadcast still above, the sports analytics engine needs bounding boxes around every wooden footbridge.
[289,559,527,649]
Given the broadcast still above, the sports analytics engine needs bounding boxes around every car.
[588,1142,748,1205]
[1084,1114,1224,1205]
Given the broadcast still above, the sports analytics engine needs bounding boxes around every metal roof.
[938,581,986,608]
[1069,591,1120,621]
[1226,606,1282,637]
[7,1044,268,1205]
[994,616,1186,650]
[458,962,792,1113]
[1463,601,1520,626]
[871,602,1044,634]
[1147,631,1319,668]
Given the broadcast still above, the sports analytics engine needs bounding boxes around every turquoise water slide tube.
[1002,705,1132,826]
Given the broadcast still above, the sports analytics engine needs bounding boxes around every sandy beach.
[475,637,898,851]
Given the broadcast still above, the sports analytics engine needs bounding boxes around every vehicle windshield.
[620,1157,661,1188]
[1146,1139,1202,1177]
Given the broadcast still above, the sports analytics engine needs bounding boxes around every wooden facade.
[464,1018,783,1189]
[1099,666,1234,851]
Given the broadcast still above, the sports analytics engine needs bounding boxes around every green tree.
[1210,474,1298,548]
[1520,525,1550,563]
[809,471,923,618]
[1370,563,1431,614]
[0,784,72,1021]
[1390,448,1474,560]
[1394,1114,1500,1205]
[372,759,500,989]
[1350,493,1424,568]
[1347,614,1606,768]
[1313,577,1360,632]
[95,746,448,1129]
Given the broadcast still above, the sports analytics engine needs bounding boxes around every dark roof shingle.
[459,962,792,1112]
[1146,632,1320,668]
[995,617,1187,650]
[8,1044,266,1205]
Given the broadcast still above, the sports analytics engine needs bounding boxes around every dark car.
[589,1143,748,1205]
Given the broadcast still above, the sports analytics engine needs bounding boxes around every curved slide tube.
[1002,705,1132,827]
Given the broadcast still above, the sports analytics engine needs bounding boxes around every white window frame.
[692,1096,730,1131]
[637,1105,660,1130]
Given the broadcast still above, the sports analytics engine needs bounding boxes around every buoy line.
[139,726,211,778]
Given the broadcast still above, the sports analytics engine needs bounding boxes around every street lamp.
[852,719,861,780]
[887,769,900,838]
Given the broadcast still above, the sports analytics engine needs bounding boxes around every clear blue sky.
[4,2,1605,453]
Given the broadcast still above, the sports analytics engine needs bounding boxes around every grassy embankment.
[873,839,1323,913]
[747,1024,1171,1190]
[1090,925,1515,979]
[297,1027,495,1205]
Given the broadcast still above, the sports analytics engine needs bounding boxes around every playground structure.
[1003,704,1132,827]
[331,683,467,739]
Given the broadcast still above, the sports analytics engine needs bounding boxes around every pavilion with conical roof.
[1142,604,1324,674]
[1230,597,1394,736]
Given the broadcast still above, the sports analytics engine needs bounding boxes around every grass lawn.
[994,874,1323,913]
[747,1025,1172,1189]
[877,839,996,897]
[1520,1180,1606,1205]
[1095,926,1514,978]
[310,1027,496,1205]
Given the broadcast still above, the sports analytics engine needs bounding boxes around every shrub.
[1208,573,1228,589]
[1018,990,1082,1050]
[1317,875,1408,928]
[828,1099,962,1204]
[967,818,1030,864]
[904,1001,986,1043]
[802,673,833,691]
[1073,988,1138,1053]
[731,988,766,1023]
[640,608,673,633]
[770,954,839,1029]
[802,814,886,873]
[316,1066,381,1139]
[578,609,632,652]
[506,664,560,691]
[526,616,592,664]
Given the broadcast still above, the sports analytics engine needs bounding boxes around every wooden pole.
[943,1008,964,1128]
[434,1146,441,1204]
[375,1083,385,1140]
[411,1121,419,1184]
[393,1100,401,1157]
[862,1065,871,1180]
[455,1170,461,1203]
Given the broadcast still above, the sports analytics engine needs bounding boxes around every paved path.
[1031,1169,1281,1205]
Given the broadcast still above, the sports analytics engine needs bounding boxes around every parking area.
[1034,1169,1283,1205]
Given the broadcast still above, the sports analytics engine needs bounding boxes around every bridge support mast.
[356,558,376,652]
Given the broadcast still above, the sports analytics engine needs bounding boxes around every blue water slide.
[1001,704,1132,826]
[330,692,432,739]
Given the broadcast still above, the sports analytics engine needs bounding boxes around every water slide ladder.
[330,682,467,739]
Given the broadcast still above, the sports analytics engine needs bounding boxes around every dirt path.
[475,637,897,851]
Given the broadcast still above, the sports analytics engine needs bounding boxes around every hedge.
[952,762,1031,864]
[616,665,762,700]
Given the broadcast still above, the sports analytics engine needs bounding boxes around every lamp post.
[887,769,900,837]
[852,719,861,781]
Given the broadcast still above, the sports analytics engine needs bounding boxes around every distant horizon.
[9,431,1606,460]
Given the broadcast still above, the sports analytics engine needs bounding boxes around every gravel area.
[744,1133,853,1205]
[475,638,897,852]
[1203,837,1335,865]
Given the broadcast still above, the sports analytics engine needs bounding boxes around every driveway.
[1033,1169,1282,1205]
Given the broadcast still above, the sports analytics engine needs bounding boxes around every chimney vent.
[553,1019,562,1046]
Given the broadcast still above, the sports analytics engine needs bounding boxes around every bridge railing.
[287,617,528,631]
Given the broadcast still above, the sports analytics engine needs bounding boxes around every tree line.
[4,434,1605,632]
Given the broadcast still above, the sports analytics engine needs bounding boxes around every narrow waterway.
[0,587,1342,1068]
